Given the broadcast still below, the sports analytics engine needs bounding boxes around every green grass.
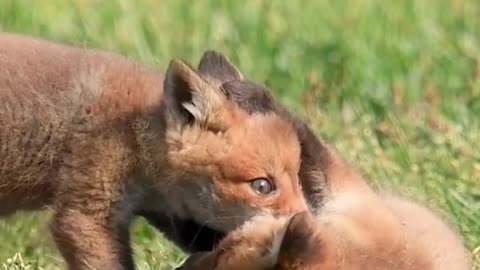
[0,0,479,269]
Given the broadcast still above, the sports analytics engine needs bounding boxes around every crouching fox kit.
[0,33,309,269]
[179,198,471,269]
[176,101,472,269]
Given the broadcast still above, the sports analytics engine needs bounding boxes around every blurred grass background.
[0,0,479,269]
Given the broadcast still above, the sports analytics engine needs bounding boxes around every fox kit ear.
[164,58,230,131]
[261,211,314,267]
[267,217,291,259]
[198,50,243,84]
[278,211,317,259]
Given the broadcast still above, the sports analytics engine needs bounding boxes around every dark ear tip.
[197,49,243,82]
[201,49,226,58]
[199,50,230,66]
[287,211,311,230]
[165,58,198,82]
[277,211,315,257]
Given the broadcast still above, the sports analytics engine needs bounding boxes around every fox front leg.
[50,208,134,270]
[51,134,136,270]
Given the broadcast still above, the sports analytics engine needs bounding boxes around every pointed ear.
[260,211,314,267]
[163,58,229,130]
[266,216,291,259]
[198,50,243,84]
[277,211,316,259]
[255,213,307,268]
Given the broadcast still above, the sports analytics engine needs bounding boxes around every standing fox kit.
[0,33,309,269]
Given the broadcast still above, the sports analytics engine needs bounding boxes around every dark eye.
[249,178,275,195]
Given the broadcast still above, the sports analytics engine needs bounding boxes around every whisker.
[187,221,209,250]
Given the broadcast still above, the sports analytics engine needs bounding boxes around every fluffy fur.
[0,33,309,270]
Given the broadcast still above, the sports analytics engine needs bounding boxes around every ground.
[0,1,479,269]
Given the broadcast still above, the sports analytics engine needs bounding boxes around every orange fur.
[0,33,308,269]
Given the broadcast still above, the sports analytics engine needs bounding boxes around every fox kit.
[0,33,309,270]
[179,193,472,269]
[175,90,472,269]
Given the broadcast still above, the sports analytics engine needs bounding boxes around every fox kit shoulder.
[0,33,308,269]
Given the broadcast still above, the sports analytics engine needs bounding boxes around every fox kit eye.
[249,178,275,195]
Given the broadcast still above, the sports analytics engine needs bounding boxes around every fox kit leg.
[50,209,133,270]
[50,134,136,270]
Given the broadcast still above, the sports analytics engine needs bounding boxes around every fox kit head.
[176,212,323,270]
[139,51,308,233]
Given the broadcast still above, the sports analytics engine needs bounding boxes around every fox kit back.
[0,33,308,269]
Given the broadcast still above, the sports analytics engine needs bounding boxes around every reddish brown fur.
[0,33,308,269]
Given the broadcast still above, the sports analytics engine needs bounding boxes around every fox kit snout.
[0,33,308,269]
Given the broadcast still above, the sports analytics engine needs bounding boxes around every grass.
[0,0,479,269]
